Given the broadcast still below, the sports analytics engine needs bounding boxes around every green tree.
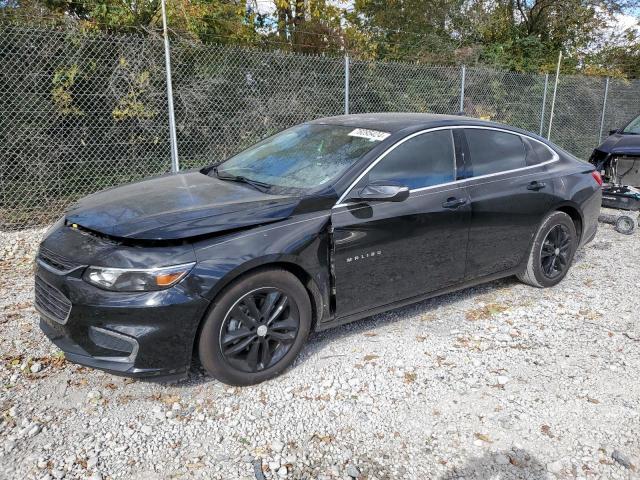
[346,0,637,75]
[2,0,639,77]
[470,0,633,73]
[269,0,345,53]
[584,27,640,78]
[344,0,465,62]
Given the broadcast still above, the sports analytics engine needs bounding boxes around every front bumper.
[36,261,210,380]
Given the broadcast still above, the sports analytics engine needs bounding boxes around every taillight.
[591,170,603,186]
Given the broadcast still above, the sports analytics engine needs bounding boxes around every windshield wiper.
[213,167,271,192]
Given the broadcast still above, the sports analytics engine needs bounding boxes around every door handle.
[527,181,547,191]
[442,197,467,209]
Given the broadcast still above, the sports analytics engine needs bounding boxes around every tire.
[517,211,578,288]
[615,215,636,235]
[198,268,311,386]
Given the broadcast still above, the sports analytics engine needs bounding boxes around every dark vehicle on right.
[589,113,640,224]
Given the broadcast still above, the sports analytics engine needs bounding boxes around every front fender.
[190,212,332,318]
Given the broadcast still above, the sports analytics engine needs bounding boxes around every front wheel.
[517,211,578,288]
[198,268,311,386]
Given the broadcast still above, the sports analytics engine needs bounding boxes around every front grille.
[37,246,82,273]
[35,275,72,324]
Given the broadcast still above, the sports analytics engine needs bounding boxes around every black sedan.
[35,113,602,385]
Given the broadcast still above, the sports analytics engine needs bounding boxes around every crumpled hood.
[65,171,300,240]
[597,133,640,156]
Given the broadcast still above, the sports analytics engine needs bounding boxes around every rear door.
[462,128,558,279]
[331,129,471,318]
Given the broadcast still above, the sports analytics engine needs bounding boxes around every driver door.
[331,129,471,318]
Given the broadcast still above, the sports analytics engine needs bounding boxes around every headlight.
[83,262,195,292]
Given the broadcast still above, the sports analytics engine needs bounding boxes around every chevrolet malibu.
[35,113,602,385]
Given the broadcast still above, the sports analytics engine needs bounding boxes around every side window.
[365,130,455,189]
[523,137,555,166]
[465,129,526,176]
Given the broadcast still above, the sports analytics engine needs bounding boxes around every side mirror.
[609,129,619,136]
[353,183,410,202]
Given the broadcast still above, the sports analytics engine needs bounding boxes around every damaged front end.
[590,151,640,211]
[591,150,640,187]
[34,168,335,380]
[34,220,210,380]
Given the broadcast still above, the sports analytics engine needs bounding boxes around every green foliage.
[52,65,84,115]
[4,0,638,77]
[112,60,157,120]
[346,0,463,62]
[346,0,638,76]
[584,28,640,79]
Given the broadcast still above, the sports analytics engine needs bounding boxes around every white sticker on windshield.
[348,128,390,141]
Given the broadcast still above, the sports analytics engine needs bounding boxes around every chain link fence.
[2,22,640,230]
[170,40,345,170]
[0,24,170,228]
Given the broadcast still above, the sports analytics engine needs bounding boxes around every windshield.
[622,114,640,134]
[213,124,389,191]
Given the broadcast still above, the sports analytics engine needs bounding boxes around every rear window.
[465,129,526,176]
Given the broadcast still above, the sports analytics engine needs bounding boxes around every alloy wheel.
[540,224,571,279]
[219,288,299,373]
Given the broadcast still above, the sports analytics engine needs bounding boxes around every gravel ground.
[1,217,639,480]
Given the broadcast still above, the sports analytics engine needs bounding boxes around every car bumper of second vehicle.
[35,263,210,380]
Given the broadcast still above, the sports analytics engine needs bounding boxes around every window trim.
[334,125,559,207]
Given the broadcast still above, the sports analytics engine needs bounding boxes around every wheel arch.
[206,256,324,323]
[553,203,584,243]
[519,202,585,273]
[191,258,325,364]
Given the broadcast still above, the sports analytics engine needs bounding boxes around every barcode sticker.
[348,128,390,141]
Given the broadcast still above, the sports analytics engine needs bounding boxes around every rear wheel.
[198,268,311,385]
[517,211,578,288]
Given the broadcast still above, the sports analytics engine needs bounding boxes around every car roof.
[308,112,522,135]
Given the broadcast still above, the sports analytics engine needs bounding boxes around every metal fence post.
[539,73,549,136]
[598,77,610,143]
[547,51,562,140]
[161,0,179,172]
[459,65,466,113]
[344,54,350,115]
